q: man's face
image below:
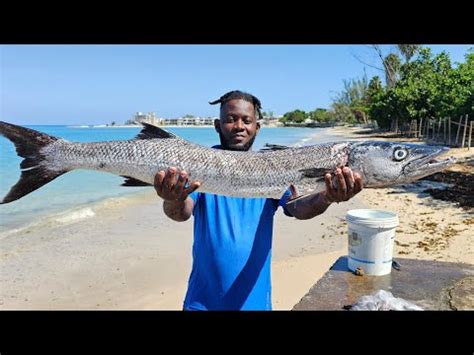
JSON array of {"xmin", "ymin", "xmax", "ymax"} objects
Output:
[{"xmin": 214, "ymin": 99, "xmax": 260, "ymax": 151}]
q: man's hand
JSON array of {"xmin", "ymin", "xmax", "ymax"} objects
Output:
[
  {"xmin": 323, "ymin": 167, "xmax": 363, "ymax": 204},
  {"xmin": 155, "ymin": 167, "xmax": 201, "ymax": 222},
  {"xmin": 286, "ymin": 167, "xmax": 363, "ymax": 220},
  {"xmin": 154, "ymin": 167, "xmax": 200, "ymax": 203}
]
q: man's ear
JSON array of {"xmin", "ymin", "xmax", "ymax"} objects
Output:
[
  {"xmin": 256, "ymin": 121, "xmax": 261, "ymax": 132},
  {"xmin": 214, "ymin": 119, "xmax": 221, "ymax": 134}
]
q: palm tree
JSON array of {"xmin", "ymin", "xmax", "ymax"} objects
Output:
[
  {"xmin": 397, "ymin": 44, "xmax": 422, "ymax": 63},
  {"xmin": 372, "ymin": 46, "xmax": 401, "ymax": 88}
]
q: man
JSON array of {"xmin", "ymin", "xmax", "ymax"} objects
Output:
[{"xmin": 154, "ymin": 90, "xmax": 363, "ymax": 310}]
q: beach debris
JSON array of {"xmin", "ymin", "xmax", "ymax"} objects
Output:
[
  {"xmin": 421, "ymin": 170, "xmax": 474, "ymax": 209},
  {"xmin": 463, "ymin": 217, "xmax": 474, "ymax": 225},
  {"xmin": 346, "ymin": 290, "xmax": 423, "ymax": 310},
  {"xmin": 354, "ymin": 267, "xmax": 365, "ymax": 276},
  {"xmin": 0, "ymin": 121, "xmax": 456, "ymax": 204},
  {"xmin": 412, "ymin": 222, "xmax": 461, "ymax": 253}
]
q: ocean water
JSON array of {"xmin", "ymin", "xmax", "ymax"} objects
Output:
[{"xmin": 0, "ymin": 125, "xmax": 334, "ymax": 233}]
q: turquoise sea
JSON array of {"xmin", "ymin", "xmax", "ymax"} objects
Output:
[{"xmin": 0, "ymin": 125, "xmax": 336, "ymax": 233}]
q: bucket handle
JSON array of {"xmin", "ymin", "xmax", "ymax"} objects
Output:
[{"xmin": 392, "ymin": 259, "xmax": 401, "ymax": 271}]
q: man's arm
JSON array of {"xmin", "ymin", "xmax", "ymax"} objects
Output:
[
  {"xmin": 154, "ymin": 167, "xmax": 201, "ymax": 222},
  {"xmin": 162, "ymin": 199, "xmax": 194, "ymax": 222},
  {"xmin": 285, "ymin": 167, "xmax": 363, "ymax": 220}
]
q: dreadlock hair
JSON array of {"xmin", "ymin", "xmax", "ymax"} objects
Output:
[{"xmin": 209, "ymin": 90, "xmax": 263, "ymax": 120}]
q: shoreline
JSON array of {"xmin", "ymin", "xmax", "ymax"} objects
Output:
[
  {"xmin": 68, "ymin": 124, "xmax": 307, "ymax": 129},
  {"xmin": 1, "ymin": 126, "xmax": 329, "ymax": 236},
  {"xmin": 1, "ymin": 125, "xmax": 472, "ymax": 310},
  {"xmin": 0, "ymin": 189, "xmax": 153, "ymax": 240},
  {"xmin": 0, "ymin": 186, "xmax": 362, "ymax": 310}
]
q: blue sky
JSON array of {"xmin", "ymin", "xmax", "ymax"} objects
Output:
[{"xmin": 1, "ymin": 45, "xmax": 472, "ymax": 125}]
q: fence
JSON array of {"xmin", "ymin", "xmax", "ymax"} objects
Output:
[{"xmin": 404, "ymin": 114, "xmax": 472, "ymax": 150}]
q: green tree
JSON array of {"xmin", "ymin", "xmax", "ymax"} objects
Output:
[
  {"xmin": 330, "ymin": 103, "xmax": 356, "ymax": 123},
  {"xmin": 366, "ymin": 76, "xmax": 383, "ymax": 103},
  {"xmin": 371, "ymin": 45, "xmax": 402, "ymax": 88},
  {"xmin": 337, "ymin": 46, "xmax": 472, "ymax": 131},
  {"xmin": 262, "ymin": 110, "xmax": 275, "ymax": 122},
  {"xmin": 383, "ymin": 53, "xmax": 402, "ymax": 88},
  {"xmin": 332, "ymin": 73, "xmax": 370, "ymax": 124},
  {"xmin": 281, "ymin": 109, "xmax": 307, "ymax": 124},
  {"xmin": 369, "ymin": 48, "xmax": 474, "ymax": 129},
  {"xmin": 397, "ymin": 44, "xmax": 422, "ymax": 63},
  {"xmin": 309, "ymin": 108, "xmax": 334, "ymax": 123},
  {"xmin": 449, "ymin": 50, "xmax": 474, "ymax": 117}
]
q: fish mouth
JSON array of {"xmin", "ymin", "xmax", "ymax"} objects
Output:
[{"xmin": 403, "ymin": 147, "xmax": 456, "ymax": 176}]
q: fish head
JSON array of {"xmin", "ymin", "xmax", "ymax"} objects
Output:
[{"xmin": 348, "ymin": 141, "xmax": 456, "ymax": 188}]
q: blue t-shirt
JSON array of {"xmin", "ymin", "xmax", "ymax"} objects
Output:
[{"xmin": 184, "ymin": 170, "xmax": 293, "ymax": 311}]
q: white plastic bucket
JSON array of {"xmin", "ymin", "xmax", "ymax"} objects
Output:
[{"xmin": 346, "ymin": 209, "xmax": 399, "ymax": 276}]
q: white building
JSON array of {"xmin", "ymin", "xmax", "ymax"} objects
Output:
[
  {"xmin": 130, "ymin": 112, "xmax": 160, "ymax": 126},
  {"xmin": 168, "ymin": 116, "xmax": 217, "ymax": 126},
  {"xmin": 129, "ymin": 113, "xmax": 217, "ymax": 126}
]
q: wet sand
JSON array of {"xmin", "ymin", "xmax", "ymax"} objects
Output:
[{"xmin": 0, "ymin": 189, "xmax": 364, "ymax": 310}]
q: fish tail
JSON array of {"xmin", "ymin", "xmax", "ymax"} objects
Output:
[{"xmin": 0, "ymin": 121, "xmax": 68, "ymax": 204}]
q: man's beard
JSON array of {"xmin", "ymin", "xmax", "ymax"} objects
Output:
[{"xmin": 219, "ymin": 131, "xmax": 257, "ymax": 151}]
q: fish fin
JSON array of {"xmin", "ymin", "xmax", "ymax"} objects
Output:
[
  {"xmin": 299, "ymin": 168, "xmax": 330, "ymax": 179},
  {"xmin": 0, "ymin": 121, "xmax": 69, "ymax": 204},
  {"xmin": 120, "ymin": 176, "xmax": 153, "ymax": 187},
  {"xmin": 135, "ymin": 123, "xmax": 178, "ymax": 140},
  {"xmin": 0, "ymin": 120, "xmax": 59, "ymax": 159},
  {"xmin": 1, "ymin": 167, "xmax": 67, "ymax": 204},
  {"xmin": 259, "ymin": 143, "xmax": 291, "ymax": 152}
]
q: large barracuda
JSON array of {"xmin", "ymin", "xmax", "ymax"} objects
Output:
[{"xmin": 0, "ymin": 121, "xmax": 455, "ymax": 204}]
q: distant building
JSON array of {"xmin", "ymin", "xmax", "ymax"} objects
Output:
[
  {"xmin": 176, "ymin": 116, "xmax": 217, "ymax": 126},
  {"xmin": 127, "ymin": 112, "xmax": 217, "ymax": 126},
  {"xmin": 260, "ymin": 115, "xmax": 283, "ymax": 126},
  {"xmin": 165, "ymin": 118, "xmax": 180, "ymax": 125},
  {"xmin": 160, "ymin": 116, "xmax": 217, "ymax": 126},
  {"xmin": 128, "ymin": 112, "xmax": 160, "ymax": 126},
  {"xmin": 133, "ymin": 112, "xmax": 158, "ymax": 126},
  {"xmin": 202, "ymin": 117, "xmax": 216, "ymax": 125}
]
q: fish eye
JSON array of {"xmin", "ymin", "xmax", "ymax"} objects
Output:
[{"xmin": 393, "ymin": 147, "xmax": 408, "ymax": 161}]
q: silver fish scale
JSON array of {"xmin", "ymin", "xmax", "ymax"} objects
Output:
[{"xmin": 41, "ymin": 139, "xmax": 350, "ymax": 199}]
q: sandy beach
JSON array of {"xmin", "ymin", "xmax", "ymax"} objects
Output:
[
  {"xmin": 330, "ymin": 126, "xmax": 473, "ymax": 265},
  {"xmin": 0, "ymin": 188, "xmax": 364, "ymax": 310},
  {"xmin": 1, "ymin": 126, "xmax": 472, "ymax": 310}
]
